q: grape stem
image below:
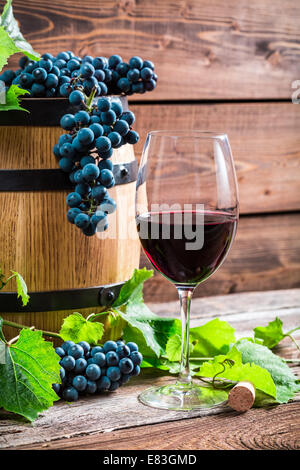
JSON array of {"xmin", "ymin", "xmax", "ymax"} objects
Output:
[{"xmin": 2, "ymin": 319, "xmax": 61, "ymax": 340}]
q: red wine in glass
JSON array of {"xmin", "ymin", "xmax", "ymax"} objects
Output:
[{"xmin": 137, "ymin": 210, "xmax": 237, "ymax": 286}]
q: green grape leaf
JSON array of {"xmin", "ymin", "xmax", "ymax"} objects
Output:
[
  {"xmin": 59, "ymin": 312, "xmax": 104, "ymax": 345},
  {"xmin": 11, "ymin": 270, "xmax": 30, "ymax": 305},
  {"xmin": 113, "ymin": 267, "xmax": 153, "ymax": 308},
  {"xmin": 235, "ymin": 339, "xmax": 300, "ymax": 403},
  {"xmin": 196, "ymin": 346, "xmax": 277, "ymax": 399},
  {"xmin": 189, "ymin": 318, "xmax": 236, "ymax": 357},
  {"xmin": 0, "ymin": 329, "xmax": 60, "ymax": 421},
  {"xmin": 165, "ymin": 333, "xmax": 194, "ymax": 362},
  {"xmin": 0, "ymin": 84, "xmax": 29, "ymax": 112},
  {"xmin": 0, "ymin": 0, "xmax": 40, "ymax": 71},
  {"xmin": 253, "ymin": 317, "xmax": 286, "ymax": 349}
]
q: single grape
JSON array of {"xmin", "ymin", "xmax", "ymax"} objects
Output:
[
  {"xmin": 96, "ymin": 375, "xmax": 111, "ymax": 391},
  {"xmin": 61, "ymin": 355, "xmax": 76, "ymax": 371},
  {"xmin": 117, "ymin": 77, "xmax": 131, "ymax": 93},
  {"xmin": 60, "ymin": 114, "xmax": 76, "ymax": 130},
  {"xmin": 74, "ymin": 357, "xmax": 87, "ymax": 374},
  {"xmin": 60, "ymin": 367, "xmax": 65, "ymax": 380},
  {"xmin": 113, "ymin": 119, "xmax": 129, "ymax": 136},
  {"xmin": 80, "ymin": 155, "xmax": 95, "ymax": 167},
  {"xmin": 106, "ymin": 367, "xmax": 121, "ymax": 382},
  {"xmin": 97, "ymin": 97, "xmax": 111, "ymax": 112},
  {"xmin": 90, "ymin": 115, "xmax": 101, "ymax": 124},
  {"xmin": 108, "ymin": 131, "xmax": 121, "ymax": 148},
  {"xmin": 63, "ymin": 386, "xmax": 78, "ymax": 402},
  {"xmin": 98, "ymin": 147, "xmax": 113, "ymax": 160},
  {"xmin": 67, "ymin": 59, "xmax": 81, "ymax": 72},
  {"xmin": 86, "ymin": 364, "xmax": 101, "ymax": 380},
  {"xmin": 125, "ymin": 130, "xmax": 139, "ymax": 144},
  {"xmin": 108, "ymin": 55, "xmax": 122, "ymax": 69},
  {"xmin": 74, "ymin": 110, "xmax": 90, "ymax": 126},
  {"xmin": 75, "ymin": 183, "xmax": 91, "ymax": 196},
  {"xmin": 31, "ymin": 83, "xmax": 46, "ymax": 97},
  {"xmin": 58, "ymin": 133, "xmax": 72, "ymax": 146},
  {"xmin": 119, "ymin": 374, "xmax": 130, "ymax": 385},
  {"xmin": 111, "ymin": 101, "xmax": 123, "ymax": 117},
  {"xmin": 99, "ymin": 169, "xmax": 114, "ymax": 188},
  {"xmin": 103, "ymin": 340, "xmax": 118, "ymax": 353},
  {"xmin": 19, "ymin": 72, "xmax": 34, "ymax": 88},
  {"xmin": 106, "ymin": 351, "xmax": 119, "ymax": 366},
  {"xmin": 92, "ymin": 352, "xmax": 106, "ymax": 367},
  {"xmin": 82, "ymin": 55, "xmax": 94, "ymax": 64},
  {"xmin": 130, "ymin": 351, "xmax": 143, "ymax": 366},
  {"xmin": 91, "ymin": 346, "xmax": 103, "ymax": 356},
  {"xmin": 93, "ymin": 57, "xmax": 107, "ymax": 70},
  {"xmin": 116, "ymin": 62, "xmax": 129, "ymax": 76},
  {"xmin": 74, "ymin": 213, "xmax": 90, "ymax": 229},
  {"xmin": 119, "ymin": 357, "xmax": 134, "ymax": 374},
  {"xmin": 89, "ymin": 123, "xmax": 104, "ymax": 138},
  {"xmin": 69, "ymin": 90, "xmax": 85, "ymax": 105},
  {"xmin": 127, "ymin": 342, "xmax": 139, "ymax": 352},
  {"xmin": 82, "ymin": 223, "xmax": 97, "ymax": 236},
  {"xmin": 127, "ymin": 68, "xmax": 140, "ymax": 83},
  {"xmin": 52, "ymin": 383, "xmax": 61, "ymax": 395},
  {"xmin": 72, "ymin": 375, "xmax": 87, "ymax": 392},
  {"xmin": 39, "ymin": 58, "xmax": 53, "ymax": 72},
  {"xmin": 82, "ymin": 163, "xmax": 100, "ymax": 181},
  {"xmin": 108, "ymin": 381, "xmax": 120, "ymax": 392},
  {"xmin": 60, "ymin": 142, "xmax": 75, "ymax": 158},
  {"xmin": 67, "ymin": 207, "xmax": 81, "ymax": 224},
  {"xmin": 55, "ymin": 346, "xmax": 65, "ymax": 358},
  {"xmin": 143, "ymin": 59, "xmax": 154, "ymax": 70},
  {"xmin": 19, "ymin": 56, "xmax": 29, "ymax": 69},
  {"xmin": 78, "ymin": 128, "xmax": 94, "ymax": 145},
  {"xmin": 121, "ymin": 111, "xmax": 135, "ymax": 126},
  {"xmin": 78, "ymin": 341, "xmax": 90, "ymax": 355},
  {"xmin": 32, "ymin": 67, "xmax": 47, "ymax": 83},
  {"xmin": 80, "ymin": 62, "xmax": 95, "ymax": 78},
  {"xmin": 131, "ymin": 365, "xmax": 141, "ymax": 376},
  {"xmin": 144, "ymin": 79, "xmax": 156, "ymax": 91},
  {"xmin": 100, "ymin": 110, "xmax": 116, "ymax": 126},
  {"xmin": 129, "ymin": 56, "xmax": 143, "ymax": 70},
  {"xmin": 59, "ymin": 157, "xmax": 74, "ymax": 173},
  {"xmin": 74, "ymin": 169, "xmax": 84, "ymax": 183},
  {"xmin": 98, "ymin": 159, "xmax": 113, "ymax": 171},
  {"xmin": 68, "ymin": 344, "xmax": 84, "ymax": 359},
  {"xmin": 116, "ymin": 344, "xmax": 130, "ymax": 359},
  {"xmin": 66, "ymin": 192, "xmax": 82, "ymax": 208},
  {"xmin": 94, "ymin": 69, "xmax": 105, "ymax": 81},
  {"xmin": 95, "ymin": 136, "xmax": 112, "ymax": 153},
  {"xmin": 86, "ymin": 380, "xmax": 97, "ymax": 394},
  {"xmin": 54, "ymin": 58, "xmax": 67, "ymax": 69},
  {"xmin": 90, "ymin": 185, "xmax": 107, "ymax": 202},
  {"xmin": 53, "ymin": 144, "xmax": 61, "ymax": 158},
  {"xmin": 57, "ymin": 51, "xmax": 70, "ymax": 61}
]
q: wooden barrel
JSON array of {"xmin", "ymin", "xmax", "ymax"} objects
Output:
[{"xmin": 0, "ymin": 97, "xmax": 140, "ymax": 341}]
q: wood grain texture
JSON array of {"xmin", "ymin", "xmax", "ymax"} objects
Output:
[
  {"xmin": 141, "ymin": 212, "xmax": 300, "ymax": 302},
  {"xmin": 131, "ymin": 102, "xmax": 300, "ymax": 215},
  {"xmin": 0, "ymin": 289, "xmax": 299, "ymax": 450},
  {"xmin": 6, "ymin": 0, "xmax": 300, "ymax": 100}
]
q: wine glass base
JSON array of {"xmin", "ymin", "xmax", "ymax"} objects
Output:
[{"xmin": 138, "ymin": 381, "xmax": 228, "ymax": 411}]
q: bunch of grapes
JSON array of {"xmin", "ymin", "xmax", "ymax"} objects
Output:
[
  {"xmin": 0, "ymin": 51, "xmax": 157, "ymax": 97},
  {"xmin": 54, "ymin": 90, "xmax": 139, "ymax": 236},
  {"xmin": 53, "ymin": 339, "xmax": 143, "ymax": 402}
]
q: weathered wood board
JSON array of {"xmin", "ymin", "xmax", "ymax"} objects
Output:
[
  {"xmin": 0, "ymin": 289, "xmax": 299, "ymax": 450},
  {"xmin": 7, "ymin": 0, "xmax": 300, "ymax": 100}
]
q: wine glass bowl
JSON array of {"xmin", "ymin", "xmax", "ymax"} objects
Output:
[{"xmin": 136, "ymin": 131, "xmax": 239, "ymax": 410}]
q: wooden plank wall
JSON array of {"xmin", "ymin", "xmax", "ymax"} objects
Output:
[{"xmin": 5, "ymin": 0, "xmax": 300, "ymax": 302}]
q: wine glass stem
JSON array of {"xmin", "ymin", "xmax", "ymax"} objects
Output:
[{"xmin": 176, "ymin": 286, "xmax": 194, "ymax": 385}]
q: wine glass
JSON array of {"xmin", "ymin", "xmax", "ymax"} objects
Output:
[{"xmin": 135, "ymin": 131, "xmax": 239, "ymax": 410}]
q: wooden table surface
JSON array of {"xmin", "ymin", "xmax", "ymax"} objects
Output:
[{"xmin": 0, "ymin": 289, "xmax": 299, "ymax": 450}]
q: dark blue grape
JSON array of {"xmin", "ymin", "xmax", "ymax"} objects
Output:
[
  {"xmin": 55, "ymin": 346, "xmax": 65, "ymax": 358},
  {"xmin": 31, "ymin": 83, "xmax": 46, "ymax": 96},
  {"xmin": 99, "ymin": 169, "xmax": 114, "ymax": 187},
  {"xmin": 89, "ymin": 123, "xmax": 104, "ymax": 138},
  {"xmin": 113, "ymin": 119, "xmax": 129, "ymax": 136},
  {"xmin": 116, "ymin": 62, "xmax": 130, "ymax": 76},
  {"xmin": 92, "ymin": 352, "xmax": 106, "ymax": 367},
  {"xmin": 90, "ymin": 185, "xmax": 107, "ymax": 202},
  {"xmin": 86, "ymin": 364, "xmax": 101, "ymax": 380},
  {"xmin": 53, "ymin": 144, "xmax": 61, "ymax": 158},
  {"xmin": 99, "ymin": 196, "xmax": 117, "ymax": 214},
  {"xmin": 59, "ymin": 83, "xmax": 71, "ymax": 97},
  {"xmin": 57, "ymin": 52, "xmax": 70, "ymax": 62},
  {"xmin": 91, "ymin": 211, "xmax": 106, "ymax": 226},
  {"xmin": 59, "ymin": 75, "xmax": 71, "ymax": 85},
  {"xmin": 96, "ymin": 375, "xmax": 111, "ymax": 391},
  {"xmin": 121, "ymin": 111, "xmax": 135, "ymax": 126},
  {"xmin": 86, "ymin": 380, "xmax": 97, "ymax": 394},
  {"xmin": 141, "ymin": 67, "xmax": 153, "ymax": 80},
  {"xmin": 74, "ymin": 213, "xmax": 90, "ymax": 229},
  {"xmin": 98, "ymin": 159, "xmax": 113, "ymax": 171},
  {"xmin": 74, "ymin": 169, "xmax": 84, "ymax": 183},
  {"xmin": 106, "ymin": 351, "xmax": 119, "ymax": 366},
  {"xmin": 108, "ymin": 55, "xmax": 122, "ymax": 69},
  {"xmin": 78, "ymin": 341, "xmax": 90, "ymax": 355},
  {"xmin": 19, "ymin": 56, "xmax": 29, "ymax": 69},
  {"xmin": 103, "ymin": 340, "xmax": 118, "ymax": 353},
  {"xmin": 119, "ymin": 357, "xmax": 134, "ymax": 374},
  {"xmin": 144, "ymin": 79, "xmax": 156, "ymax": 91},
  {"xmin": 69, "ymin": 90, "xmax": 85, "ymax": 105},
  {"xmin": 54, "ymin": 59, "xmax": 67, "ymax": 69},
  {"xmin": 66, "ymin": 192, "xmax": 82, "ymax": 208},
  {"xmin": 80, "ymin": 62, "xmax": 95, "ymax": 78},
  {"xmin": 61, "ymin": 355, "xmax": 76, "ymax": 371},
  {"xmin": 111, "ymin": 101, "xmax": 123, "ymax": 117},
  {"xmin": 52, "ymin": 383, "xmax": 61, "ymax": 395},
  {"xmin": 72, "ymin": 375, "xmax": 87, "ymax": 392},
  {"xmin": 78, "ymin": 128, "xmax": 94, "ymax": 145},
  {"xmin": 19, "ymin": 72, "xmax": 34, "ymax": 88},
  {"xmin": 68, "ymin": 344, "xmax": 84, "ymax": 359},
  {"xmin": 97, "ymin": 97, "xmax": 111, "ymax": 112},
  {"xmin": 127, "ymin": 342, "xmax": 139, "ymax": 352},
  {"xmin": 60, "ymin": 114, "xmax": 75, "ymax": 130},
  {"xmin": 94, "ymin": 69, "xmax": 105, "ymax": 81},
  {"xmin": 32, "ymin": 67, "xmax": 47, "ymax": 83},
  {"xmin": 60, "ymin": 142, "xmax": 75, "ymax": 158},
  {"xmin": 93, "ymin": 57, "xmax": 107, "ymax": 70},
  {"xmin": 59, "ymin": 157, "xmax": 74, "ymax": 173},
  {"xmin": 99, "ymin": 147, "xmax": 113, "ymax": 160},
  {"xmin": 127, "ymin": 68, "xmax": 140, "ymax": 83},
  {"xmin": 80, "ymin": 155, "xmax": 95, "ymax": 167},
  {"xmin": 90, "ymin": 115, "xmax": 101, "ymax": 124},
  {"xmin": 131, "ymin": 365, "xmax": 141, "ymax": 376},
  {"xmin": 91, "ymin": 346, "xmax": 103, "ymax": 356},
  {"xmin": 61, "ymin": 340, "xmax": 75, "ymax": 353},
  {"xmin": 39, "ymin": 58, "xmax": 53, "ymax": 72},
  {"xmin": 125, "ymin": 130, "xmax": 139, "ymax": 144},
  {"xmin": 74, "ymin": 357, "xmax": 87, "ymax": 374},
  {"xmin": 82, "ymin": 163, "xmax": 100, "ymax": 181},
  {"xmin": 74, "ymin": 110, "xmax": 90, "ymax": 126},
  {"xmin": 116, "ymin": 344, "xmax": 130, "ymax": 359},
  {"xmin": 129, "ymin": 56, "xmax": 143, "ymax": 70},
  {"xmin": 117, "ymin": 77, "xmax": 131, "ymax": 92},
  {"xmin": 58, "ymin": 133, "xmax": 72, "ymax": 146},
  {"xmin": 100, "ymin": 110, "xmax": 116, "ymax": 125},
  {"xmin": 82, "ymin": 55, "xmax": 94, "ymax": 64},
  {"xmin": 51, "ymin": 65, "xmax": 61, "ymax": 76},
  {"xmin": 96, "ymin": 136, "xmax": 111, "ymax": 153},
  {"xmin": 132, "ymin": 82, "xmax": 145, "ymax": 94},
  {"xmin": 67, "ymin": 207, "xmax": 81, "ymax": 224},
  {"xmin": 130, "ymin": 351, "xmax": 143, "ymax": 366},
  {"xmin": 67, "ymin": 59, "xmax": 81, "ymax": 72},
  {"xmin": 75, "ymin": 183, "xmax": 91, "ymax": 196},
  {"xmin": 143, "ymin": 60, "xmax": 154, "ymax": 70},
  {"xmin": 106, "ymin": 366, "xmax": 121, "ymax": 382},
  {"xmin": 63, "ymin": 386, "xmax": 78, "ymax": 402},
  {"xmin": 119, "ymin": 374, "xmax": 130, "ymax": 385},
  {"xmin": 109, "ymin": 381, "xmax": 120, "ymax": 391}
]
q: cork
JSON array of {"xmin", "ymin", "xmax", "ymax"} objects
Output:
[{"xmin": 228, "ymin": 381, "xmax": 255, "ymax": 412}]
